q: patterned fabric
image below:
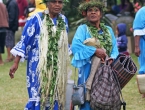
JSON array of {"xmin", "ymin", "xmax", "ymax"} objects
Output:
[
  {"xmin": 10, "ymin": 12, "xmax": 69, "ymax": 110},
  {"xmin": 90, "ymin": 62, "xmax": 121, "ymax": 110},
  {"xmin": 133, "ymin": 6, "xmax": 145, "ymax": 74},
  {"xmin": 38, "ymin": 10, "xmax": 69, "ymax": 109},
  {"xmin": 5, "ymin": 30, "xmax": 15, "ymax": 48},
  {"xmin": 71, "ymin": 24, "xmax": 119, "ymax": 110}
]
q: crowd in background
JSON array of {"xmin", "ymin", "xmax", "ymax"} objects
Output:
[
  {"xmin": 0, "ymin": 0, "xmax": 36, "ymax": 65},
  {"xmin": 0, "ymin": 0, "xmax": 144, "ymax": 66},
  {"xmin": 0, "ymin": 0, "xmax": 145, "ymax": 109},
  {"xmin": 0, "ymin": 0, "xmax": 9, "ymax": 65},
  {"xmin": 112, "ymin": 0, "xmax": 134, "ymax": 15}
]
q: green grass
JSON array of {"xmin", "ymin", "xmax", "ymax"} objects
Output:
[
  {"xmin": 67, "ymin": 5, "xmax": 145, "ymax": 110},
  {"xmin": 121, "ymin": 54, "xmax": 145, "ymax": 110},
  {"xmin": 0, "ymin": 51, "xmax": 145, "ymax": 110},
  {"xmin": 70, "ymin": 54, "xmax": 145, "ymax": 110},
  {"xmin": 0, "ymin": 52, "xmax": 28, "ymax": 110},
  {"xmin": 0, "ymin": 28, "xmax": 145, "ymax": 109}
]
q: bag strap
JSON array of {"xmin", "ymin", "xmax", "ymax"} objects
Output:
[
  {"xmin": 74, "ymin": 68, "xmax": 77, "ymax": 85},
  {"xmin": 112, "ymin": 70, "xmax": 126, "ymax": 110},
  {"xmin": 74, "ymin": 67, "xmax": 85, "ymax": 86}
]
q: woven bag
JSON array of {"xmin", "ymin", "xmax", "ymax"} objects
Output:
[
  {"xmin": 90, "ymin": 61, "xmax": 121, "ymax": 110},
  {"xmin": 112, "ymin": 54, "xmax": 137, "ymax": 89}
]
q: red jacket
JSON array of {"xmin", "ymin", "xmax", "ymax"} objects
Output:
[{"xmin": 17, "ymin": 0, "xmax": 28, "ymax": 17}]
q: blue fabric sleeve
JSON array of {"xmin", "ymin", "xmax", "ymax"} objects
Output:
[
  {"xmin": 11, "ymin": 14, "xmax": 40, "ymax": 61},
  {"xmin": 107, "ymin": 26, "xmax": 119, "ymax": 59},
  {"xmin": 133, "ymin": 7, "xmax": 145, "ymax": 36},
  {"xmin": 133, "ymin": 7, "xmax": 145, "ymax": 30},
  {"xmin": 71, "ymin": 25, "xmax": 96, "ymax": 67}
]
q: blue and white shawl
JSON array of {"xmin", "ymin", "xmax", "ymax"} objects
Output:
[{"xmin": 11, "ymin": 12, "xmax": 69, "ymax": 110}]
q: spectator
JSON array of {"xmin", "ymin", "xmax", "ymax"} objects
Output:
[
  {"xmin": 0, "ymin": 0, "xmax": 9, "ymax": 65},
  {"xmin": 120, "ymin": 0, "xmax": 134, "ymax": 14},
  {"xmin": 9, "ymin": 0, "xmax": 69, "ymax": 109},
  {"xmin": 112, "ymin": 0, "xmax": 134, "ymax": 15},
  {"xmin": 133, "ymin": 6, "xmax": 145, "ymax": 98},
  {"xmin": 17, "ymin": 0, "xmax": 28, "ymax": 17},
  {"xmin": 116, "ymin": 23, "xmax": 129, "ymax": 55},
  {"xmin": 17, "ymin": 0, "xmax": 28, "ymax": 27},
  {"xmin": 5, "ymin": 0, "xmax": 19, "ymax": 62},
  {"xmin": 134, "ymin": 2, "xmax": 142, "ymax": 12},
  {"xmin": 28, "ymin": 0, "xmax": 46, "ymax": 17},
  {"xmin": 71, "ymin": 0, "xmax": 119, "ymax": 109},
  {"xmin": 25, "ymin": 0, "xmax": 35, "ymax": 17}
]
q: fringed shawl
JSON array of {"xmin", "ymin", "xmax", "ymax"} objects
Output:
[{"xmin": 38, "ymin": 12, "xmax": 69, "ymax": 109}]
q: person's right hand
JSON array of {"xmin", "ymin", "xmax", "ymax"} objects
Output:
[
  {"xmin": 134, "ymin": 46, "xmax": 140, "ymax": 57},
  {"xmin": 95, "ymin": 48, "xmax": 107, "ymax": 61},
  {"xmin": 9, "ymin": 63, "xmax": 18, "ymax": 79}
]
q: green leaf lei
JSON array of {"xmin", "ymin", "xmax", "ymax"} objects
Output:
[
  {"xmin": 40, "ymin": 13, "xmax": 65, "ymax": 109},
  {"xmin": 78, "ymin": 0, "xmax": 107, "ymax": 15},
  {"xmin": 87, "ymin": 23, "xmax": 112, "ymax": 55}
]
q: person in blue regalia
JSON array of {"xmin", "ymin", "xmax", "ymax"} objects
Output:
[
  {"xmin": 9, "ymin": 0, "xmax": 70, "ymax": 109},
  {"xmin": 71, "ymin": 0, "xmax": 119, "ymax": 109},
  {"xmin": 133, "ymin": 6, "xmax": 145, "ymax": 98}
]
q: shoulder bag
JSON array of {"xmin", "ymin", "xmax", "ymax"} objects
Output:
[{"xmin": 71, "ymin": 68, "xmax": 85, "ymax": 106}]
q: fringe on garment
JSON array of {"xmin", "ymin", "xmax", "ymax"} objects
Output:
[{"xmin": 37, "ymin": 15, "xmax": 70, "ymax": 109}]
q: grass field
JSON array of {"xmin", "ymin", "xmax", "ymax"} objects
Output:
[
  {"xmin": 0, "ymin": 53, "xmax": 27, "ymax": 110},
  {"xmin": 0, "ymin": 28, "xmax": 145, "ymax": 109},
  {"xmin": 0, "ymin": 52, "xmax": 145, "ymax": 110}
]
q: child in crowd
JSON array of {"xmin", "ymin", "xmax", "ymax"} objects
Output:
[{"xmin": 116, "ymin": 23, "xmax": 129, "ymax": 56}]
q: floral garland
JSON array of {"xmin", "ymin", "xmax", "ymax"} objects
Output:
[
  {"xmin": 40, "ymin": 13, "xmax": 65, "ymax": 109},
  {"xmin": 87, "ymin": 23, "xmax": 112, "ymax": 55}
]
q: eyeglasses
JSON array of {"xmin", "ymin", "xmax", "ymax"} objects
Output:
[{"xmin": 51, "ymin": 1, "xmax": 63, "ymax": 4}]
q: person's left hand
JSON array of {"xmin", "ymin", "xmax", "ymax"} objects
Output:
[
  {"xmin": 107, "ymin": 58, "xmax": 114, "ymax": 65},
  {"xmin": 95, "ymin": 48, "xmax": 107, "ymax": 61},
  {"xmin": 9, "ymin": 62, "xmax": 18, "ymax": 79}
]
